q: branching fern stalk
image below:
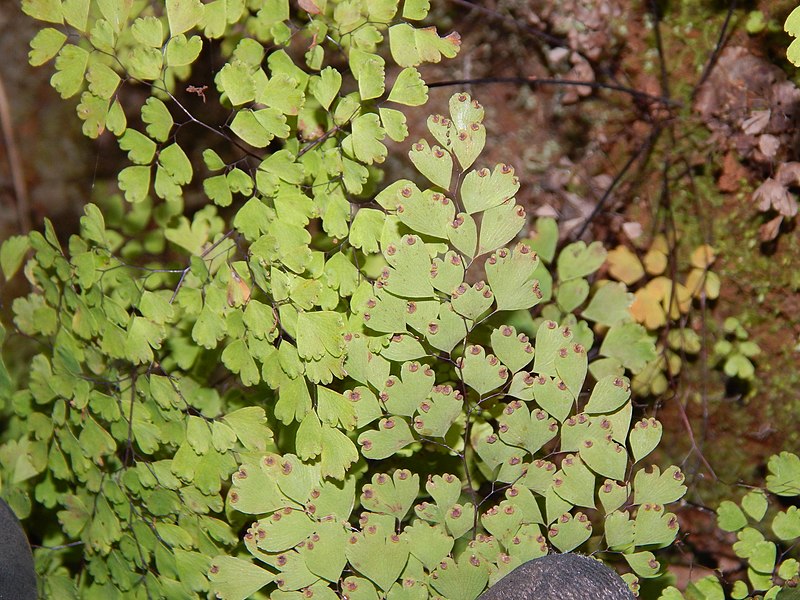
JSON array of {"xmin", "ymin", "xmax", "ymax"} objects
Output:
[
  {"xmin": 0, "ymin": 0, "xmax": 691, "ymax": 598},
  {"xmin": 661, "ymin": 451, "xmax": 800, "ymax": 600}
]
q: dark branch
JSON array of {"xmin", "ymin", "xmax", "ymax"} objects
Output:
[
  {"xmin": 572, "ymin": 127, "xmax": 662, "ymax": 240},
  {"xmin": 427, "ymin": 76, "xmax": 682, "ymax": 107},
  {"xmin": 692, "ymin": 0, "xmax": 737, "ymax": 100}
]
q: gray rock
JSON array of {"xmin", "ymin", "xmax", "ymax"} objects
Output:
[
  {"xmin": 478, "ymin": 553, "xmax": 633, "ymax": 600},
  {"xmin": 0, "ymin": 498, "xmax": 37, "ymax": 599}
]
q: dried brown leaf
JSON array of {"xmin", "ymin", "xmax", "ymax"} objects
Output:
[
  {"xmin": 776, "ymin": 162, "xmax": 800, "ymax": 187},
  {"xmin": 622, "ymin": 221, "xmax": 643, "ymax": 241},
  {"xmin": 752, "ymin": 178, "xmax": 789, "ymax": 213},
  {"xmin": 759, "ymin": 215, "xmax": 783, "ymax": 241},
  {"xmin": 297, "ymin": 0, "xmax": 322, "ymax": 14},
  {"xmin": 758, "ymin": 134, "xmax": 780, "ymax": 158},
  {"xmin": 741, "ymin": 110, "xmax": 771, "ymax": 135}
]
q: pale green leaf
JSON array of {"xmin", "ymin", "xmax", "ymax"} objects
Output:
[
  {"xmin": 343, "ymin": 113, "xmax": 387, "ymax": 165},
  {"xmin": 379, "ymin": 107, "xmax": 408, "ymax": 142},
  {"xmin": 221, "ymin": 340, "xmax": 260, "ymax": 386},
  {"xmin": 88, "ymin": 19, "xmax": 116, "ymax": 53},
  {"xmin": 127, "ymin": 46, "xmax": 163, "ymax": 80},
  {"xmin": 789, "ymin": 37, "xmax": 800, "ymax": 67},
  {"xmin": 118, "ymin": 165, "xmax": 151, "ymax": 203},
  {"xmin": 204, "ymin": 175, "xmax": 232, "ymax": 207},
  {"xmin": 51, "ymin": 44, "xmax": 89, "ymax": 98},
  {"xmin": 296, "ymin": 312, "xmax": 345, "ymax": 360},
  {"xmin": 96, "ymin": 0, "xmax": 133, "ymax": 33},
  {"xmin": 557, "ymin": 241, "xmax": 607, "ymax": 281},
  {"xmin": 1, "ymin": 236, "xmax": 31, "ymax": 280},
  {"xmin": 403, "ymin": 0, "xmax": 430, "ymax": 20},
  {"xmin": 141, "ymin": 97, "xmax": 173, "ymax": 142},
  {"xmin": 387, "ymin": 67, "xmax": 428, "ymax": 106},
  {"xmin": 429, "ymin": 554, "xmax": 488, "ymax": 600},
  {"xmin": 319, "ymin": 425, "xmax": 359, "ymax": 480},
  {"xmin": 76, "ymin": 92, "xmax": 109, "ymax": 138},
  {"xmin": 364, "ymin": 0, "xmax": 396, "ymax": 22},
  {"xmin": 131, "ymin": 15, "xmax": 164, "ymax": 47},
  {"xmin": 349, "ymin": 49, "xmax": 385, "ymax": 100},
  {"xmin": 203, "ymin": 149, "xmax": 226, "ymax": 171},
  {"xmin": 350, "ymin": 209, "xmax": 385, "ymax": 253},
  {"xmin": 233, "ymin": 198, "xmax": 270, "ymax": 240},
  {"xmin": 223, "ymin": 407, "xmax": 272, "ymax": 452},
  {"xmin": 119, "ymin": 129, "xmax": 156, "ymax": 165},
  {"xmin": 106, "ymin": 98, "xmax": 127, "ymax": 135},
  {"xmin": 22, "ymin": 0, "xmax": 62, "ymax": 23},
  {"xmin": 624, "ymin": 551, "xmax": 661, "ymax": 579},
  {"xmin": 310, "ymin": 66, "xmax": 341, "ymax": 110},
  {"xmin": 208, "ymin": 556, "xmax": 274, "ymax": 600},
  {"xmin": 165, "ymin": 34, "xmax": 203, "ymax": 67},
  {"xmin": 582, "ymin": 282, "xmax": 633, "ymax": 327},
  {"xmin": 408, "ymin": 138, "xmax": 451, "ymax": 189},
  {"xmin": 461, "ymin": 164, "xmax": 520, "ymax": 215},
  {"xmin": 767, "ymin": 452, "xmax": 800, "ymax": 496},
  {"xmin": 717, "ymin": 501, "xmax": 747, "ymax": 532},
  {"xmin": 218, "ymin": 61, "xmax": 255, "ymax": 106},
  {"xmin": 786, "ymin": 5, "xmax": 800, "ymax": 36},
  {"xmin": 159, "ymin": 144, "xmax": 193, "ymax": 185},
  {"xmin": 28, "ymin": 28, "xmax": 67, "ymax": 66},
  {"xmin": 389, "ymin": 23, "xmax": 461, "ymax": 68},
  {"xmin": 86, "ymin": 61, "xmax": 120, "ymax": 99},
  {"xmin": 477, "ymin": 201, "xmax": 526, "ymax": 256},
  {"xmin": 773, "ymin": 507, "xmax": 800, "ymax": 541},
  {"xmin": 230, "ymin": 109, "xmax": 287, "ymax": 147},
  {"xmin": 61, "ymin": 0, "xmax": 89, "ymax": 30},
  {"xmin": 600, "ymin": 323, "xmax": 657, "ymax": 374},
  {"xmin": 166, "ymin": 0, "xmax": 204, "ymax": 36},
  {"xmin": 296, "ymin": 411, "xmax": 323, "ymax": 460}
]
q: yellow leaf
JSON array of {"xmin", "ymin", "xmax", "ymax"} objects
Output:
[
  {"xmin": 656, "ymin": 279, "xmax": 691, "ymax": 318},
  {"xmin": 643, "ymin": 247, "xmax": 667, "ymax": 276},
  {"xmin": 227, "ymin": 267, "xmax": 251, "ymax": 307},
  {"xmin": 690, "ymin": 244, "xmax": 716, "ymax": 269},
  {"xmin": 685, "ymin": 268, "xmax": 720, "ymax": 300},
  {"xmin": 630, "ymin": 286, "xmax": 665, "ymax": 330},
  {"xmin": 607, "ymin": 245, "xmax": 645, "ymax": 285}
]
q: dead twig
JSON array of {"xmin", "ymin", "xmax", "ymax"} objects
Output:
[
  {"xmin": 0, "ymin": 71, "xmax": 31, "ymax": 233},
  {"xmin": 572, "ymin": 128, "xmax": 661, "ymax": 240},
  {"xmin": 692, "ymin": 0, "xmax": 738, "ymax": 100},
  {"xmin": 428, "ymin": 75, "xmax": 682, "ymax": 108}
]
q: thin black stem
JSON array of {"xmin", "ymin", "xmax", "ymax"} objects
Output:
[
  {"xmin": 572, "ymin": 128, "xmax": 661, "ymax": 240},
  {"xmin": 692, "ymin": 0, "xmax": 737, "ymax": 100},
  {"xmin": 169, "ymin": 229, "xmax": 236, "ymax": 304},
  {"xmin": 648, "ymin": 0, "xmax": 671, "ymax": 101},
  {"xmin": 428, "ymin": 76, "xmax": 682, "ymax": 108}
]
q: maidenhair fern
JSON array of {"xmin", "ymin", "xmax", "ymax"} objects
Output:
[
  {"xmin": 209, "ymin": 92, "xmax": 687, "ymax": 599},
  {"xmin": 0, "ymin": 1, "xmax": 691, "ymax": 598}
]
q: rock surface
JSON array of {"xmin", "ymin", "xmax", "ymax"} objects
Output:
[
  {"xmin": 0, "ymin": 498, "xmax": 36, "ymax": 599},
  {"xmin": 478, "ymin": 553, "xmax": 633, "ymax": 600}
]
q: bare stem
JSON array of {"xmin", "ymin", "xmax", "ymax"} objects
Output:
[{"xmin": 0, "ymin": 71, "xmax": 31, "ymax": 233}]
